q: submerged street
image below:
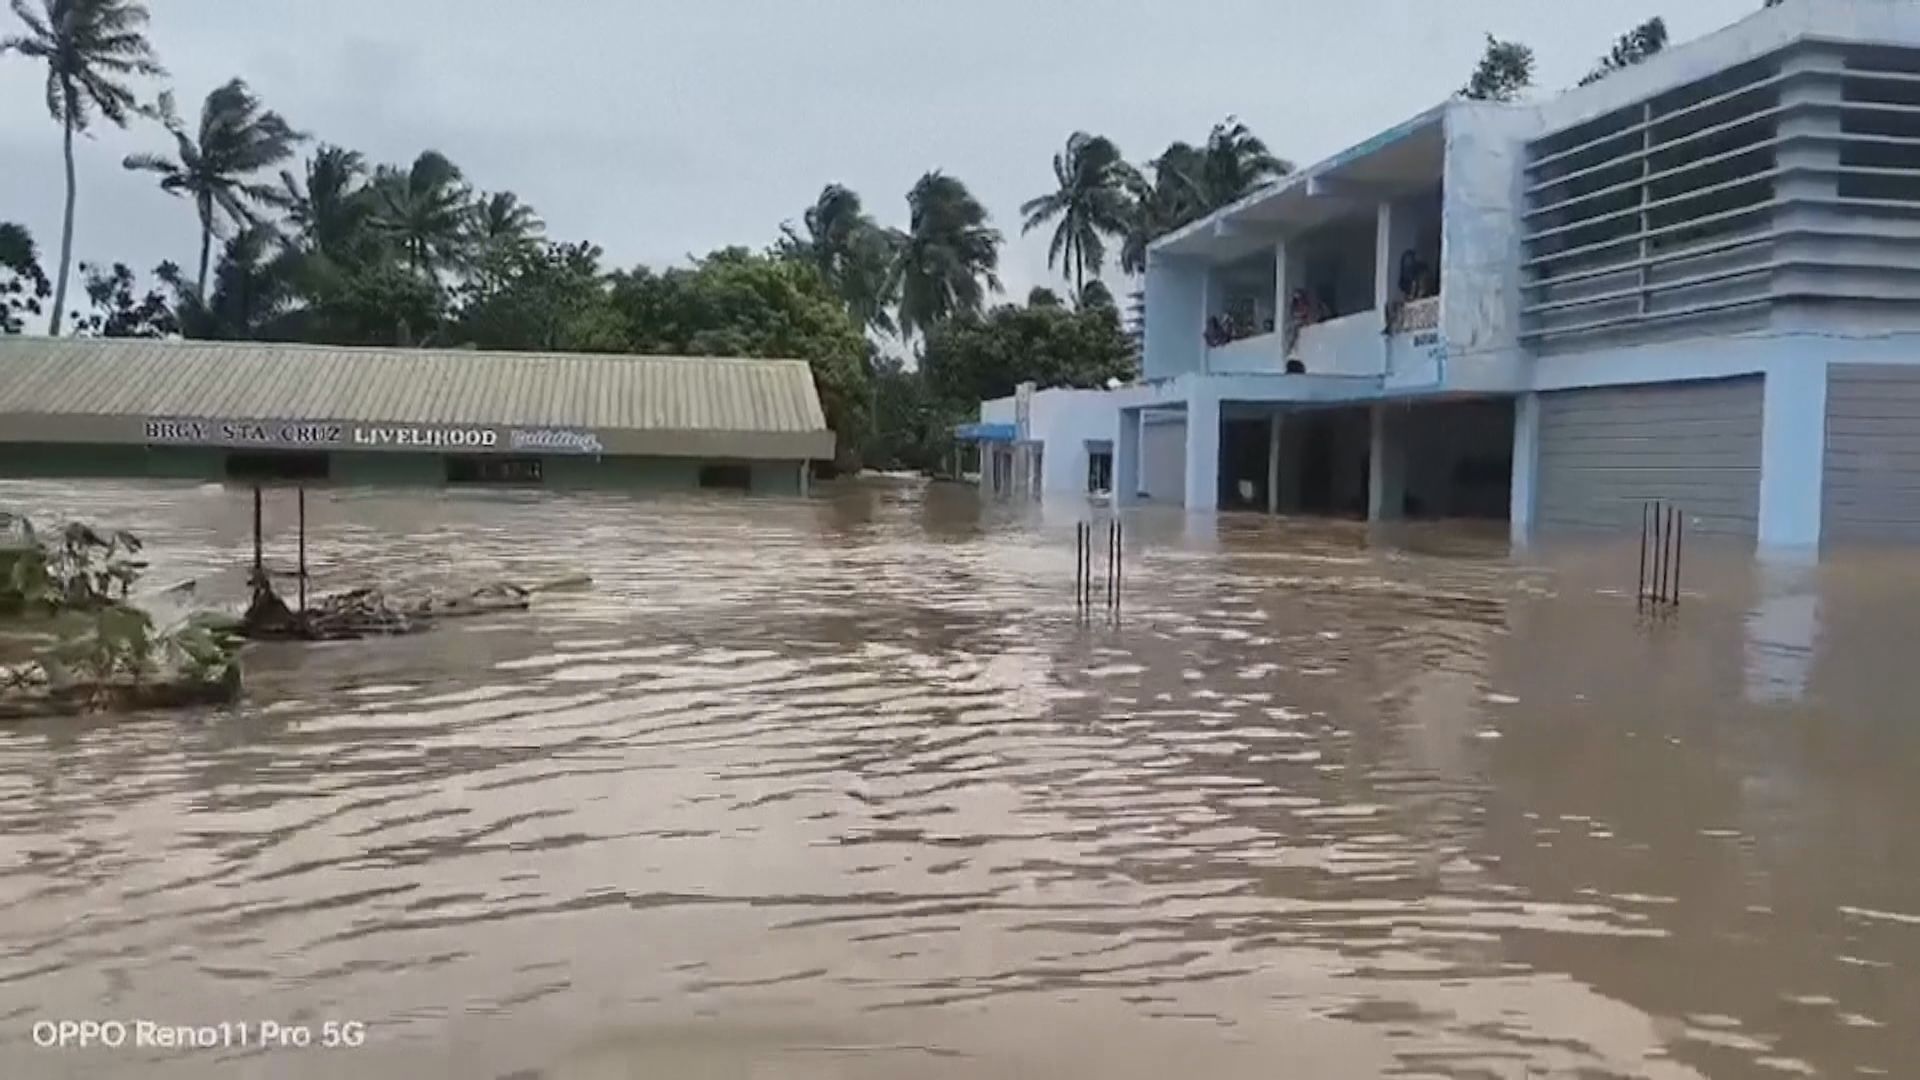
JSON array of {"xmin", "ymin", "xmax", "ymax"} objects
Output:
[{"xmin": 1, "ymin": 479, "xmax": 1917, "ymax": 1078}]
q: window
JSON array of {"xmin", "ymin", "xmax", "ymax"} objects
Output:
[
  {"xmin": 698, "ymin": 464, "xmax": 753, "ymax": 490},
  {"xmin": 446, "ymin": 456, "xmax": 543, "ymax": 485},
  {"xmin": 1087, "ymin": 451, "xmax": 1113, "ymax": 494},
  {"xmin": 226, "ymin": 452, "xmax": 328, "ymax": 482}
]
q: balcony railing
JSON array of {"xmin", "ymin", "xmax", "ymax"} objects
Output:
[{"xmin": 1288, "ymin": 310, "xmax": 1386, "ymax": 378}]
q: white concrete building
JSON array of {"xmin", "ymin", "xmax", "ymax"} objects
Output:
[{"xmin": 978, "ymin": 0, "xmax": 1920, "ymax": 550}]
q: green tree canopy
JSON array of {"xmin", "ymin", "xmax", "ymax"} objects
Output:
[
  {"xmin": 71, "ymin": 260, "xmax": 176, "ymax": 337},
  {"xmin": 865, "ymin": 354, "xmax": 952, "ymax": 473},
  {"xmin": 1119, "ymin": 118, "xmax": 1291, "ymax": 275},
  {"xmin": 165, "ymin": 225, "xmax": 299, "ymax": 340},
  {"xmin": 453, "ymin": 240, "xmax": 622, "ymax": 353},
  {"xmin": 466, "ymin": 190, "xmax": 545, "ymax": 291},
  {"xmin": 609, "ymin": 248, "xmax": 873, "ymax": 468},
  {"xmin": 893, "ymin": 171, "xmax": 1002, "ymax": 344},
  {"xmin": 777, "ymin": 184, "xmax": 902, "ymax": 336},
  {"xmin": 920, "ymin": 295, "xmax": 1137, "ymax": 408},
  {"xmin": 123, "ymin": 78, "xmax": 306, "ymax": 295},
  {"xmin": 1581, "ymin": 17, "xmax": 1668, "ymax": 86},
  {"xmin": 371, "ymin": 150, "xmax": 472, "ymax": 278},
  {"xmin": 278, "ymin": 144, "xmax": 377, "ymax": 267},
  {"xmin": 1, "ymin": 221, "xmax": 51, "ymax": 333},
  {"xmin": 1462, "ymin": 34, "xmax": 1536, "ymax": 102},
  {"xmin": 1020, "ymin": 131, "xmax": 1138, "ymax": 293}
]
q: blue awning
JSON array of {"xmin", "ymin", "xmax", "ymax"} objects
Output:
[{"xmin": 953, "ymin": 422, "xmax": 1017, "ymax": 443}]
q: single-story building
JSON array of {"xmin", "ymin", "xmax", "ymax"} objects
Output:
[{"xmin": 0, "ymin": 338, "xmax": 835, "ymax": 493}]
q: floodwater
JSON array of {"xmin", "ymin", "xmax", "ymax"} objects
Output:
[{"xmin": 1, "ymin": 479, "xmax": 1919, "ymax": 1080}]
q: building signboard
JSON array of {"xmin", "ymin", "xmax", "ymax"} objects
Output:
[
  {"xmin": 143, "ymin": 418, "xmax": 619, "ymax": 455},
  {"xmin": 509, "ymin": 429, "xmax": 605, "ymax": 455},
  {"xmin": 145, "ymin": 418, "xmax": 499, "ymax": 452}
]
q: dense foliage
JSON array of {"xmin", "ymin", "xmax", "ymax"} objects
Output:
[{"xmin": 0, "ymin": 222, "xmax": 51, "ymax": 334}]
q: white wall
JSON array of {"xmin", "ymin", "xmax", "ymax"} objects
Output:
[
  {"xmin": 1030, "ymin": 389, "xmax": 1119, "ymax": 497},
  {"xmin": 1144, "ymin": 254, "xmax": 1205, "ymax": 381}
]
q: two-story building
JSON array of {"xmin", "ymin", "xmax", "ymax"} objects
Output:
[{"xmin": 974, "ymin": 0, "xmax": 1920, "ymax": 550}]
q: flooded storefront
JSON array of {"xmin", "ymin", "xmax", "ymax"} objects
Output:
[{"xmin": 1, "ymin": 478, "xmax": 1917, "ymax": 1078}]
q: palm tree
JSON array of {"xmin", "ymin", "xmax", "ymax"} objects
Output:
[
  {"xmin": 278, "ymin": 144, "xmax": 374, "ymax": 264},
  {"xmin": 370, "ymin": 150, "xmax": 471, "ymax": 278},
  {"xmin": 123, "ymin": 78, "xmax": 307, "ymax": 296},
  {"xmin": 466, "ymin": 190, "xmax": 544, "ymax": 289},
  {"xmin": 1117, "ymin": 121, "xmax": 1291, "ymax": 277},
  {"xmin": 2, "ymin": 0, "xmax": 164, "ymax": 335},
  {"xmin": 1020, "ymin": 131, "xmax": 1139, "ymax": 294},
  {"xmin": 165, "ymin": 224, "xmax": 297, "ymax": 340},
  {"xmin": 1192, "ymin": 116, "xmax": 1292, "ymax": 211},
  {"xmin": 892, "ymin": 171, "xmax": 1002, "ymax": 344},
  {"xmin": 1118, "ymin": 143, "xmax": 1202, "ymax": 276},
  {"xmin": 779, "ymin": 184, "xmax": 902, "ymax": 335}
]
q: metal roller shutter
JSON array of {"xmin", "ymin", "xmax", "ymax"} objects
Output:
[
  {"xmin": 1824, "ymin": 365, "xmax": 1920, "ymax": 544},
  {"xmin": 1537, "ymin": 376, "xmax": 1763, "ymax": 537}
]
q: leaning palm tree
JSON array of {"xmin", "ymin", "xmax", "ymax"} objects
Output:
[
  {"xmin": 1020, "ymin": 131, "xmax": 1139, "ymax": 294},
  {"xmin": 123, "ymin": 78, "xmax": 307, "ymax": 296},
  {"xmin": 278, "ymin": 144, "xmax": 375, "ymax": 265},
  {"xmin": 892, "ymin": 171, "xmax": 1002, "ymax": 345},
  {"xmin": 369, "ymin": 150, "xmax": 472, "ymax": 279},
  {"xmin": 1191, "ymin": 116, "xmax": 1292, "ymax": 212},
  {"xmin": 1118, "ymin": 142, "xmax": 1203, "ymax": 276},
  {"xmin": 2, "ymin": 0, "xmax": 164, "ymax": 335},
  {"xmin": 466, "ymin": 190, "xmax": 544, "ymax": 289},
  {"xmin": 778, "ymin": 184, "xmax": 902, "ymax": 335}
]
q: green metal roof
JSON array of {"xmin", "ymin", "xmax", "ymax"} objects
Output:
[{"xmin": 0, "ymin": 338, "xmax": 835, "ymax": 460}]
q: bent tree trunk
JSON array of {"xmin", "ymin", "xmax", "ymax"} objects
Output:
[
  {"xmin": 49, "ymin": 111, "xmax": 77, "ymax": 337},
  {"xmin": 197, "ymin": 202, "xmax": 213, "ymax": 299}
]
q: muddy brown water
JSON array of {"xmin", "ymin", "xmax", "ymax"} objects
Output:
[{"xmin": 1, "ymin": 478, "xmax": 1918, "ymax": 1079}]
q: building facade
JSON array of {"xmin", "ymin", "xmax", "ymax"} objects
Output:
[
  {"xmin": 0, "ymin": 339, "xmax": 835, "ymax": 494},
  {"xmin": 984, "ymin": 0, "xmax": 1920, "ymax": 550}
]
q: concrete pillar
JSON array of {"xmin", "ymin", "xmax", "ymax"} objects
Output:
[
  {"xmin": 1144, "ymin": 255, "xmax": 1206, "ymax": 380},
  {"xmin": 1367, "ymin": 403, "xmax": 1406, "ymax": 521},
  {"xmin": 1758, "ymin": 362, "xmax": 1828, "ymax": 550},
  {"xmin": 1510, "ymin": 392, "xmax": 1541, "ymax": 547},
  {"xmin": 1373, "ymin": 201, "xmax": 1394, "ymax": 316},
  {"xmin": 1114, "ymin": 407, "xmax": 1141, "ymax": 504},
  {"xmin": 1273, "ymin": 241, "xmax": 1289, "ymax": 340},
  {"xmin": 1184, "ymin": 390, "xmax": 1221, "ymax": 511},
  {"xmin": 1266, "ymin": 410, "xmax": 1284, "ymax": 515}
]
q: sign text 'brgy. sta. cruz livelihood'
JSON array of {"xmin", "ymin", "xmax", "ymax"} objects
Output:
[{"xmin": 142, "ymin": 418, "xmax": 605, "ymax": 455}]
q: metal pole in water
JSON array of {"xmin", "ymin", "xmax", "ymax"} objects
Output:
[
  {"xmin": 1659, "ymin": 503, "xmax": 1674, "ymax": 608},
  {"xmin": 1115, "ymin": 518, "xmax": 1123, "ymax": 612},
  {"xmin": 251, "ymin": 485, "xmax": 264, "ymax": 599},
  {"xmin": 297, "ymin": 486, "xmax": 308, "ymax": 614},
  {"xmin": 1074, "ymin": 523, "xmax": 1083, "ymax": 607},
  {"xmin": 1084, "ymin": 523, "xmax": 1093, "ymax": 609},
  {"xmin": 1638, "ymin": 501, "xmax": 1650, "ymax": 606},
  {"xmin": 1104, "ymin": 519, "xmax": 1114, "ymax": 608},
  {"xmin": 1671, "ymin": 507, "xmax": 1683, "ymax": 609},
  {"xmin": 1651, "ymin": 501, "xmax": 1667, "ymax": 609}
]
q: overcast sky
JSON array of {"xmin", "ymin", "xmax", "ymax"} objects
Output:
[{"xmin": 2, "ymin": 0, "xmax": 1766, "ymax": 313}]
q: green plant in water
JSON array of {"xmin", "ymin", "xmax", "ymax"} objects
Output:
[
  {"xmin": 0, "ymin": 515, "xmax": 146, "ymax": 613},
  {"xmin": 2, "ymin": 514, "xmax": 241, "ymax": 712}
]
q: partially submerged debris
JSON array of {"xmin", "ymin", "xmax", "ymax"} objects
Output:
[{"xmin": 239, "ymin": 577, "xmax": 575, "ymax": 641}]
